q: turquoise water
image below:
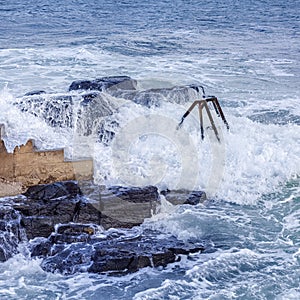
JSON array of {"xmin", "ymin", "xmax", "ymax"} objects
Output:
[{"xmin": 0, "ymin": 0, "xmax": 299, "ymax": 299}]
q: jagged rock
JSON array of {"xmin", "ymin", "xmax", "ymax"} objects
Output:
[
  {"xmin": 161, "ymin": 189, "xmax": 206, "ymax": 205},
  {"xmin": 31, "ymin": 227, "xmax": 204, "ymax": 275},
  {"xmin": 0, "ymin": 206, "xmax": 25, "ymax": 262},
  {"xmin": 75, "ymin": 92, "xmax": 119, "ymax": 136},
  {"xmin": 14, "ymin": 182, "xmax": 160, "ymax": 239},
  {"xmin": 13, "ymin": 181, "xmax": 82, "ymax": 239},
  {"xmin": 69, "ymin": 76, "xmax": 137, "ymax": 92},
  {"xmin": 1, "ymin": 181, "xmax": 207, "ymax": 270}
]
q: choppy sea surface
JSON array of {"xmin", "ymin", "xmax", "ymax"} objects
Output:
[{"xmin": 0, "ymin": 0, "xmax": 299, "ymax": 299}]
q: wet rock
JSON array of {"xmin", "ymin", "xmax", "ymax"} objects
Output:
[
  {"xmin": 0, "ymin": 206, "xmax": 25, "ymax": 262},
  {"xmin": 23, "ymin": 181, "xmax": 81, "ymax": 200},
  {"xmin": 29, "ymin": 237, "xmax": 52, "ymax": 257},
  {"xmin": 15, "ymin": 94, "xmax": 74, "ymax": 127},
  {"xmin": 24, "ymin": 90, "xmax": 46, "ymax": 96},
  {"xmin": 77, "ymin": 185, "xmax": 159, "ymax": 229},
  {"xmin": 69, "ymin": 76, "xmax": 137, "ymax": 92},
  {"xmin": 14, "ymin": 181, "xmax": 160, "ymax": 239},
  {"xmin": 13, "ymin": 181, "xmax": 82, "ymax": 239},
  {"xmin": 161, "ymin": 189, "xmax": 206, "ymax": 205},
  {"xmin": 75, "ymin": 92, "xmax": 119, "ymax": 136},
  {"xmin": 33, "ymin": 227, "xmax": 204, "ymax": 275},
  {"xmin": 14, "ymin": 91, "xmax": 120, "ymax": 132},
  {"xmin": 109, "ymin": 85, "xmax": 200, "ymax": 107}
]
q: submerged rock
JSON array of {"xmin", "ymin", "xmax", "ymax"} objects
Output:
[
  {"xmin": 31, "ymin": 226, "xmax": 204, "ymax": 275},
  {"xmin": 24, "ymin": 90, "xmax": 46, "ymax": 96},
  {"xmin": 161, "ymin": 189, "xmax": 207, "ymax": 205}
]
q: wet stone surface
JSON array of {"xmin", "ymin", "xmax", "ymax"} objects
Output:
[
  {"xmin": 30, "ymin": 226, "xmax": 204, "ymax": 275},
  {"xmin": 1, "ymin": 181, "xmax": 206, "ymax": 274}
]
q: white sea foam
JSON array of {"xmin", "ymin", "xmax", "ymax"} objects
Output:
[{"xmin": 0, "ymin": 6, "xmax": 299, "ymax": 298}]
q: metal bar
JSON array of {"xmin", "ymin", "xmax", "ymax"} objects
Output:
[
  {"xmin": 203, "ymin": 101, "xmax": 220, "ymax": 142},
  {"xmin": 214, "ymin": 98, "xmax": 229, "ymax": 129},
  {"xmin": 198, "ymin": 102, "xmax": 204, "ymax": 140},
  {"xmin": 177, "ymin": 100, "xmax": 200, "ymax": 129}
]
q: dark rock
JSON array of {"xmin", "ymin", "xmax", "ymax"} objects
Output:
[
  {"xmin": 29, "ymin": 237, "xmax": 52, "ymax": 257},
  {"xmin": 77, "ymin": 185, "xmax": 159, "ymax": 229},
  {"xmin": 15, "ymin": 182, "xmax": 160, "ymax": 239},
  {"xmin": 0, "ymin": 206, "xmax": 25, "ymax": 262},
  {"xmin": 50, "ymin": 223, "xmax": 101, "ymax": 244},
  {"xmin": 13, "ymin": 181, "xmax": 82, "ymax": 239},
  {"xmin": 14, "ymin": 91, "xmax": 119, "ymax": 134},
  {"xmin": 69, "ymin": 76, "xmax": 137, "ymax": 92},
  {"xmin": 108, "ymin": 85, "xmax": 200, "ymax": 108},
  {"xmin": 161, "ymin": 189, "xmax": 206, "ymax": 205},
  {"xmin": 23, "ymin": 181, "xmax": 81, "ymax": 200},
  {"xmin": 24, "ymin": 90, "xmax": 46, "ymax": 96},
  {"xmin": 15, "ymin": 94, "xmax": 74, "ymax": 127},
  {"xmin": 15, "ymin": 195, "xmax": 80, "ymax": 239},
  {"xmin": 35, "ymin": 227, "xmax": 204, "ymax": 275}
]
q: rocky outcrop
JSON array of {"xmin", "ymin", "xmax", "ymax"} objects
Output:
[
  {"xmin": 13, "ymin": 181, "xmax": 160, "ymax": 239},
  {"xmin": 108, "ymin": 85, "xmax": 200, "ymax": 107},
  {"xmin": 30, "ymin": 226, "xmax": 204, "ymax": 275},
  {"xmin": 69, "ymin": 75, "xmax": 138, "ymax": 92},
  {"xmin": 0, "ymin": 206, "xmax": 26, "ymax": 262},
  {"xmin": 13, "ymin": 77, "xmax": 204, "ymax": 146},
  {"xmin": 0, "ymin": 181, "xmax": 206, "ymax": 274},
  {"xmin": 161, "ymin": 189, "xmax": 206, "ymax": 205}
]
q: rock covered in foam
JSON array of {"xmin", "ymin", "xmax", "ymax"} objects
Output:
[
  {"xmin": 108, "ymin": 85, "xmax": 200, "ymax": 107},
  {"xmin": 0, "ymin": 205, "xmax": 25, "ymax": 262}
]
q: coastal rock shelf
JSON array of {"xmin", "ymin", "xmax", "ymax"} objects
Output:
[{"xmin": 0, "ymin": 181, "xmax": 206, "ymax": 274}]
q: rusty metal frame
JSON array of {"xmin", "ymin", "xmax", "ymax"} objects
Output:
[{"xmin": 177, "ymin": 96, "xmax": 229, "ymax": 142}]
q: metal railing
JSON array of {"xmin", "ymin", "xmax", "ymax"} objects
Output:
[{"xmin": 177, "ymin": 87, "xmax": 229, "ymax": 142}]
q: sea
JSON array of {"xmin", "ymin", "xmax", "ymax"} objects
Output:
[{"xmin": 0, "ymin": 0, "xmax": 299, "ymax": 299}]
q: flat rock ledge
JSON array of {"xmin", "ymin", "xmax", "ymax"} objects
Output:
[{"xmin": 0, "ymin": 181, "xmax": 206, "ymax": 274}]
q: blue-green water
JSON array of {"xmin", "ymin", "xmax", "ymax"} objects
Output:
[{"xmin": 0, "ymin": 0, "xmax": 299, "ymax": 299}]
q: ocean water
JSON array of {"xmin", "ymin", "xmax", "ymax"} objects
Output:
[{"xmin": 0, "ymin": 0, "xmax": 299, "ymax": 299}]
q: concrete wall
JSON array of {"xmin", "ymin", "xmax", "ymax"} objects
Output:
[{"xmin": 0, "ymin": 124, "xmax": 93, "ymax": 197}]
